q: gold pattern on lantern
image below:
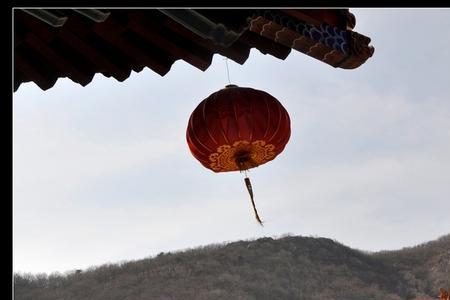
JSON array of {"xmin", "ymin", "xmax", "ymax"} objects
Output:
[{"xmin": 209, "ymin": 140, "xmax": 276, "ymax": 172}]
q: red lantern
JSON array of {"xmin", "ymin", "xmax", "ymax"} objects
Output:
[{"xmin": 186, "ymin": 84, "xmax": 291, "ymax": 224}]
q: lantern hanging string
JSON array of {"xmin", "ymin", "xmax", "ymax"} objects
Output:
[
  {"xmin": 241, "ymin": 169, "xmax": 264, "ymax": 226},
  {"xmin": 224, "ymin": 57, "xmax": 231, "ymax": 85}
]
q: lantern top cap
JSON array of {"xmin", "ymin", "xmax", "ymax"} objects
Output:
[{"xmin": 225, "ymin": 84, "xmax": 238, "ymax": 88}]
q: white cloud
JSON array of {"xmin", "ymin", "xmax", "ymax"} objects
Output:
[{"xmin": 261, "ymin": 87, "xmax": 450, "ymax": 251}]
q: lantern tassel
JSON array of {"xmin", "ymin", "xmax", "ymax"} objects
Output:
[{"xmin": 244, "ymin": 176, "xmax": 264, "ymax": 226}]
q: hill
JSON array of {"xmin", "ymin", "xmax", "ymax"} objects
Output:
[{"xmin": 14, "ymin": 233, "xmax": 450, "ymax": 300}]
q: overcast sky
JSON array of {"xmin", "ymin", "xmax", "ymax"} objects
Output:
[{"xmin": 13, "ymin": 9, "xmax": 450, "ymax": 274}]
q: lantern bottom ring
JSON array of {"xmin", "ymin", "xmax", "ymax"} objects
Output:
[{"xmin": 208, "ymin": 140, "xmax": 276, "ymax": 172}]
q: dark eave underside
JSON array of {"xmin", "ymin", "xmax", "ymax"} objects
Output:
[{"xmin": 14, "ymin": 9, "xmax": 374, "ymax": 91}]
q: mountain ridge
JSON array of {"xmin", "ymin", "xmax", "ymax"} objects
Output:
[{"xmin": 14, "ymin": 233, "xmax": 450, "ymax": 300}]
